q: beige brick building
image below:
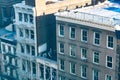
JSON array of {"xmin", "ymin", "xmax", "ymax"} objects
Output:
[{"xmin": 55, "ymin": 1, "xmax": 120, "ymax": 80}]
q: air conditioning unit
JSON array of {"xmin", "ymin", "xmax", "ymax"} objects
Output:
[{"xmin": 81, "ymin": 57, "xmax": 87, "ymax": 61}]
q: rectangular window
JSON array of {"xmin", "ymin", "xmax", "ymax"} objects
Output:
[
  {"xmin": 106, "ymin": 56, "xmax": 112, "ymax": 68},
  {"xmin": 93, "ymin": 69, "xmax": 99, "ymax": 80},
  {"xmin": 59, "ymin": 24, "xmax": 64, "ymax": 37},
  {"xmin": 31, "ymin": 46, "xmax": 35, "ymax": 56},
  {"xmin": 26, "ymin": 44, "xmax": 30, "ymax": 54},
  {"xmin": 70, "ymin": 62, "xmax": 76, "ymax": 74},
  {"xmin": 18, "ymin": 13, "xmax": 22, "ymax": 21},
  {"xmin": 25, "ymin": 29, "xmax": 29, "ymax": 38},
  {"xmin": 59, "ymin": 42, "xmax": 64, "ymax": 54},
  {"xmin": 94, "ymin": 32, "xmax": 100, "ymax": 45},
  {"xmin": 81, "ymin": 48, "xmax": 87, "ymax": 59},
  {"xmin": 81, "ymin": 29, "xmax": 87, "ymax": 42},
  {"xmin": 105, "ymin": 75, "xmax": 112, "ymax": 80},
  {"xmin": 32, "ymin": 62, "xmax": 36, "ymax": 74},
  {"xmin": 81, "ymin": 65, "xmax": 87, "ymax": 78},
  {"xmin": 2, "ymin": 44, "xmax": 5, "ymax": 52},
  {"xmin": 8, "ymin": 46, "xmax": 11, "ymax": 53},
  {"xmin": 24, "ymin": 13, "xmax": 28, "ymax": 22},
  {"xmin": 30, "ymin": 30, "xmax": 34, "ymax": 40},
  {"xmin": 22, "ymin": 59, "xmax": 26, "ymax": 71},
  {"xmin": 59, "ymin": 59, "xmax": 64, "ymax": 71},
  {"xmin": 2, "ymin": 7, "xmax": 7, "ymax": 18},
  {"xmin": 29, "ymin": 14, "xmax": 33, "ymax": 24},
  {"xmin": 70, "ymin": 27, "xmax": 75, "ymax": 39},
  {"xmin": 107, "ymin": 36, "xmax": 113, "ymax": 49},
  {"xmin": 93, "ymin": 51, "xmax": 99, "ymax": 64},
  {"xmin": 20, "ymin": 44, "xmax": 24, "ymax": 53},
  {"xmin": 70, "ymin": 45, "xmax": 76, "ymax": 57},
  {"xmin": 19, "ymin": 28, "xmax": 23, "ymax": 37}
]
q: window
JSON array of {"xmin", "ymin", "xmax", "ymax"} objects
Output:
[
  {"xmin": 59, "ymin": 42, "xmax": 64, "ymax": 54},
  {"xmin": 25, "ymin": 29, "xmax": 29, "ymax": 38},
  {"xmin": 18, "ymin": 13, "xmax": 22, "ymax": 21},
  {"xmin": 59, "ymin": 59, "xmax": 64, "ymax": 71},
  {"xmin": 24, "ymin": 13, "xmax": 28, "ymax": 22},
  {"xmin": 105, "ymin": 75, "xmax": 112, "ymax": 80},
  {"xmin": 93, "ymin": 69, "xmax": 99, "ymax": 80},
  {"xmin": 2, "ymin": 7, "xmax": 7, "ymax": 18},
  {"xmin": 26, "ymin": 44, "xmax": 30, "ymax": 54},
  {"xmin": 59, "ymin": 75, "xmax": 65, "ymax": 80},
  {"xmin": 7, "ymin": 46, "xmax": 10, "ymax": 52},
  {"xmin": 59, "ymin": 24, "xmax": 64, "ymax": 37},
  {"xmin": 106, "ymin": 56, "xmax": 112, "ymax": 68},
  {"xmin": 81, "ymin": 48, "xmax": 87, "ymax": 59},
  {"xmin": 2, "ymin": 44, "xmax": 5, "ymax": 52},
  {"xmin": 70, "ymin": 45, "xmax": 76, "ymax": 57},
  {"xmin": 93, "ymin": 51, "xmax": 99, "ymax": 64},
  {"xmin": 70, "ymin": 62, "xmax": 76, "ymax": 74},
  {"xmin": 30, "ymin": 30, "xmax": 34, "ymax": 40},
  {"xmin": 29, "ymin": 14, "xmax": 33, "ymax": 24},
  {"xmin": 32, "ymin": 62, "xmax": 36, "ymax": 74},
  {"xmin": 20, "ymin": 44, "xmax": 24, "ymax": 53},
  {"xmin": 22, "ymin": 59, "xmax": 26, "ymax": 71},
  {"xmin": 19, "ymin": 28, "xmax": 23, "ymax": 37},
  {"xmin": 94, "ymin": 32, "xmax": 100, "ymax": 45},
  {"xmin": 81, "ymin": 29, "xmax": 87, "ymax": 42},
  {"xmin": 81, "ymin": 65, "xmax": 87, "ymax": 78},
  {"xmin": 70, "ymin": 27, "xmax": 75, "ymax": 39},
  {"xmin": 107, "ymin": 36, "xmax": 113, "ymax": 49},
  {"xmin": 31, "ymin": 46, "xmax": 35, "ymax": 56}
]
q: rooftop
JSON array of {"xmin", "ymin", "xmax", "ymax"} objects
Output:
[{"xmin": 55, "ymin": 1, "xmax": 120, "ymax": 30}]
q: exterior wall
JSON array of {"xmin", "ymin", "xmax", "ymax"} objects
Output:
[
  {"xmin": 56, "ymin": 20, "xmax": 117, "ymax": 80},
  {"xmin": 0, "ymin": 0, "xmax": 22, "ymax": 28}
]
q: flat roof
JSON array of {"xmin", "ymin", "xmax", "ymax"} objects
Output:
[{"xmin": 55, "ymin": 1, "xmax": 120, "ymax": 26}]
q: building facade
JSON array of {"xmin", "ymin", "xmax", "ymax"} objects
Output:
[
  {"xmin": 55, "ymin": 1, "xmax": 120, "ymax": 80},
  {"xmin": 0, "ymin": 0, "xmax": 22, "ymax": 28},
  {"xmin": 0, "ymin": 24, "xmax": 18, "ymax": 80}
]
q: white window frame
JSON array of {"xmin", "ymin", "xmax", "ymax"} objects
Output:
[
  {"xmin": 70, "ymin": 45, "xmax": 76, "ymax": 57},
  {"xmin": 105, "ymin": 74, "xmax": 112, "ymax": 80},
  {"xmin": 93, "ymin": 69, "xmax": 99, "ymax": 80},
  {"xmin": 93, "ymin": 51, "xmax": 99, "ymax": 64},
  {"xmin": 81, "ymin": 29, "xmax": 88, "ymax": 42},
  {"xmin": 69, "ymin": 27, "xmax": 75, "ymax": 40},
  {"xmin": 81, "ymin": 47, "xmax": 87, "ymax": 60},
  {"xmin": 59, "ymin": 59, "xmax": 64, "ymax": 71},
  {"xmin": 81, "ymin": 65, "xmax": 87, "ymax": 79},
  {"xmin": 93, "ymin": 32, "xmax": 100, "ymax": 46},
  {"xmin": 107, "ymin": 35, "xmax": 114, "ymax": 49},
  {"xmin": 58, "ymin": 24, "xmax": 64, "ymax": 37},
  {"xmin": 59, "ymin": 42, "xmax": 64, "ymax": 54},
  {"xmin": 70, "ymin": 62, "xmax": 76, "ymax": 75},
  {"xmin": 106, "ymin": 56, "xmax": 113, "ymax": 69}
]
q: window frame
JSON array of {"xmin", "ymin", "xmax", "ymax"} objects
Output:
[
  {"xmin": 81, "ymin": 29, "xmax": 88, "ymax": 42},
  {"xmin": 70, "ymin": 45, "xmax": 76, "ymax": 57},
  {"xmin": 59, "ymin": 24, "xmax": 64, "ymax": 37},
  {"xmin": 59, "ymin": 59, "xmax": 64, "ymax": 71},
  {"xmin": 69, "ymin": 27, "xmax": 75, "ymax": 39},
  {"xmin": 93, "ymin": 32, "xmax": 100, "ymax": 46},
  {"xmin": 107, "ymin": 35, "xmax": 114, "ymax": 49},
  {"xmin": 59, "ymin": 42, "xmax": 64, "ymax": 54},
  {"xmin": 70, "ymin": 62, "xmax": 76, "ymax": 75},
  {"xmin": 81, "ymin": 47, "xmax": 87, "ymax": 59},
  {"xmin": 93, "ymin": 69, "xmax": 99, "ymax": 80},
  {"xmin": 81, "ymin": 65, "xmax": 87, "ymax": 79},
  {"xmin": 106, "ymin": 56, "xmax": 113, "ymax": 69},
  {"xmin": 105, "ymin": 74, "xmax": 112, "ymax": 80},
  {"xmin": 93, "ymin": 51, "xmax": 99, "ymax": 64}
]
